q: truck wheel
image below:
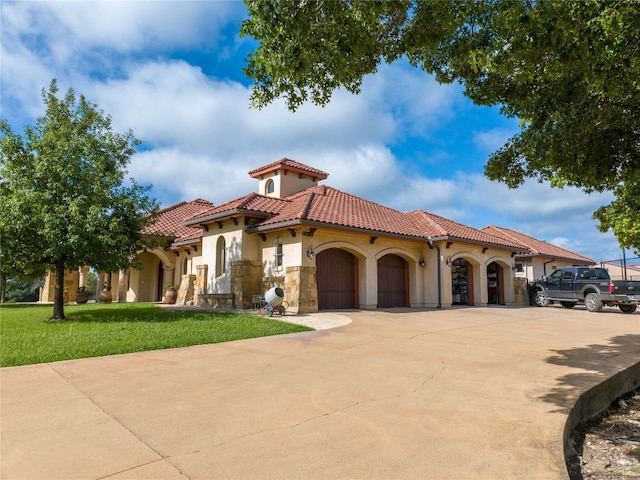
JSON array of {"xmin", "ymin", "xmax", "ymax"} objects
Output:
[
  {"xmin": 584, "ymin": 292, "xmax": 603, "ymax": 312},
  {"xmin": 534, "ymin": 290, "xmax": 549, "ymax": 307},
  {"xmin": 619, "ymin": 304, "xmax": 637, "ymax": 314},
  {"xmin": 560, "ymin": 302, "xmax": 576, "ymax": 309}
]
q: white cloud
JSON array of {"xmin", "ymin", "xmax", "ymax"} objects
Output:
[
  {"xmin": 0, "ymin": 1, "xmax": 624, "ymax": 263},
  {"xmin": 3, "ymin": 1, "xmax": 242, "ymax": 55},
  {"xmin": 363, "ymin": 62, "xmax": 464, "ymax": 139},
  {"xmin": 0, "ymin": 1, "xmax": 245, "ymax": 120},
  {"xmin": 473, "ymin": 127, "xmax": 518, "ymax": 154}
]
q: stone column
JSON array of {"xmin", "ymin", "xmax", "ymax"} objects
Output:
[
  {"xmin": 231, "ymin": 261, "xmax": 262, "ymax": 309},
  {"xmin": 177, "ymin": 274, "xmax": 196, "ymax": 305},
  {"xmin": 96, "ymin": 272, "xmax": 105, "ymax": 302},
  {"xmin": 39, "ymin": 271, "xmax": 53, "ymax": 303},
  {"xmin": 195, "ymin": 265, "xmax": 208, "ymax": 305},
  {"xmin": 163, "ymin": 267, "xmax": 175, "ymax": 290},
  {"xmin": 513, "ymin": 277, "xmax": 530, "ymax": 306},
  {"xmin": 285, "ymin": 265, "xmax": 317, "ymax": 314},
  {"xmin": 78, "ymin": 266, "xmax": 90, "ymax": 289}
]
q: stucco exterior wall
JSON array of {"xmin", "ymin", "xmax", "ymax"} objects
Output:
[
  {"xmin": 437, "ymin": 242, "xmax": 518, "ymax": 307},
  {"xmin": 515, "ymin": 257, "xmax": 594, "ymax": 283},
  {"xmin": 258, "ymin": 171, "xmax": 319, "ymax": 198},
  {"xmin": 297, "ymin": 227, "xmax": 428, "ymax": 310},
  {"xmin": 39, "ymin": 270, "xmax": 80, "ymax": 303}
]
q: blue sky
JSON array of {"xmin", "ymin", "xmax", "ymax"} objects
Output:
[{"xmin": 1, "ymin": 1, "xmax": 628, "ymax": 263}]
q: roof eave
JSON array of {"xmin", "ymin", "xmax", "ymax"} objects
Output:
[
  {"xmin": 170, "ymin": 238, "xmax": 202, "ymax": 249},
  {"xmin": 514, "ymin": 252, "xmax": 594, "ymax": 264},
  {"xmin": 431, "ymin": 236, "xmax": 528, "ymax": 253},
  {"xmin": 246, "ymin": 219, "xmax": 428, "ymax": 241},
  {"xmin": 183, "ymin": 209, "xmax": 270, "ymax": 227}
]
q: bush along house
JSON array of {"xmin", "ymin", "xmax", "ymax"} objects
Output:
[{"xmin": 43, "ymin": 158, "xmax": 595, "ymax": 312}]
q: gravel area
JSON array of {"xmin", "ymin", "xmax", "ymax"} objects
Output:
[{"xmin": 568, "ymin": 389, "xmax": 640, "ymax": 479}]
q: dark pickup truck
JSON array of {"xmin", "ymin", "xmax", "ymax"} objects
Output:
[{"xmin": 534, "ymin": 267, "xmax": 640, "ymax": 313}]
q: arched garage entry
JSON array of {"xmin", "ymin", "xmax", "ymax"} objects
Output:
[
  {"xmin": 316, "ymin": 248, "xmax": 358, "ymax": 310},
  {"xmin": 487, "ymin": 262, "xmax": 505, "ymax": 305},
  {"xmin": 451, "ymin": 258, "xmax": 474, "ymax": 306},
  {"xmin": 377, "ymin": 254, "xmax": 408, "ymax": 308}
]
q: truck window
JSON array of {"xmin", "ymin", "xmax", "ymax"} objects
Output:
[
  {"xmin": 548, "ymin": 270, "xmax": 563, "ymax": 282},
  {"xmin": 579, "ymin": 268, "xmax": 609, "ymax": 280},
  {"xmin": 562, "ymin": 271, "xmax": 574, "ymax": 280}
]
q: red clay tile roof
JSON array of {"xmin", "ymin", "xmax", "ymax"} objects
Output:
[
  {"xmin": 406, "ymin": 211, "xmax": 527, "ymax": 250},
  {"xmin": 182, "ymin": 192, "xmax": 288, "ymax": 226},
  {"xmin": 248, "ymin": 158, "xmax": 329, "ymax": 180},
  {"xmin": 163, "ymin": 163, "xmax": 585, "ymax": 256},
  {"xmin": 251, "ymin": 185, "xmax": 425, "ymax": 238},
  {"xmin": 154, "ymin": 192, "xmax": 536, "ymax": 254},
  {"xmin": 236, "ymin": 186, "xmax": 526, "ymax": 250},
  {"xmin": 481, "ymin": 225, "xmax": 594, "ymax": 263},
  {"xmin": 144, "ymin": 199, "xmax": 213, "ymax": 244}
]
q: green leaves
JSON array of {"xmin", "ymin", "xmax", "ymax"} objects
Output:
[
  {"xmin": 0, "ymin": 79, "xmax": 159, "ymax": 316},
  {"xmin": 242, "ymin": 0, "xmax": 409, "ymax": 110},
  {"xmin": 242, "ymin": 0, "xmax": 640, "ymax": 250},
  {"xmin": 594, "ymin": 178, "xmax": 640, "ymax": 255}
]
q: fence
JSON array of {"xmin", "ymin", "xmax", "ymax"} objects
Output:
[{"xmin": 599, "ymin": 256, "xmax": 640, "ymax": 281}]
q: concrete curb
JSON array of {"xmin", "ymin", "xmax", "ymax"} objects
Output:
[{"xmin": 563, "ymin": 361, "xmax": 640, "ymax": 471}]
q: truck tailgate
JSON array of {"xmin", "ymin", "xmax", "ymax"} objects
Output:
[{"xmin": 612, "ymin": 281, "xmax": 640, "ymax": 301}]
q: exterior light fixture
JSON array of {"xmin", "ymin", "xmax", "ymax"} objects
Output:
[
  {"xmin": 419, "ymin": 258, "xmax": 425, "ymax": 267},
  {"xmin": 306, "ymin": 246, "xmax": 314, "ymax": 260},
  {"xmin": 446, "ymin": 256, "xmax": 453, "ymax": 267}
]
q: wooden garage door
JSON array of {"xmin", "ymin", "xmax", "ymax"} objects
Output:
[
  {"xmin": 317, "ymin": 249, "xmax": 357, "ymax": 310},
  {"xmin": 377, "ymin": 254, "xmax": 408, "ymax": 308}
]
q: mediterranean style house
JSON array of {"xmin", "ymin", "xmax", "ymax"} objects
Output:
[{"xmin": 39, "ymin": 158, "xmax": 596, "ymax": 311}]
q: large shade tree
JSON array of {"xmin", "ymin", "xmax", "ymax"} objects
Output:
[
  {"xmin": 241, "ymin": 0, "xmax": 640, "ymax": 252},
  {"xmin": 0, "ymin": 80, "xmax": 159, "ymax": 318}
]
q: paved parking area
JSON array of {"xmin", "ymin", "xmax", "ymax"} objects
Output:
[{"xmin": 2, "ymin": 306, "xmax": 638, "ymax": 479}]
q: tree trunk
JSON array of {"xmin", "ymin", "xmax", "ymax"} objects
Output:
[
  {"xmin": 52, "ymin": 262, "xmax": 66, "ymax": 320},
  {"xmin": 0, "ymin": 272, "xmax": 6, "ymax": 303}
]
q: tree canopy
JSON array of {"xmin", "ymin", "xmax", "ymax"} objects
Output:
[
  {"xmin": 241, "ymin": 0, "xmax": 640, "ymax": 251},
  {"xmin": 0, "ymin": 80, "xmax": 159, "ymax": 317}
]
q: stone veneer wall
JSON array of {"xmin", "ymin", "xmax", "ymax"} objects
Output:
[
  {"xmin": 285, "ymin": 266, "xmax": 318, "ymax": 314},
  {"xmin": 231, "ymin": 260, "xmax": 262, "ymax": 309},
  {"xmin": 177, "ymin": 274, "xmax": 196, "ymax": 305},
  {"xmin": 195, "ymin": 264, "xmax": 208, "ymax": 305},
  {"xmin": 261, "ymin": 276, "xmax": 285, "ymax": 294},
  {"xmin": 39, "ymin": 270, "xmax": 80, "ymax": 303},
  {"xmin": 513, "ymin": 277, "xmax": 530, "ymax": 306}
]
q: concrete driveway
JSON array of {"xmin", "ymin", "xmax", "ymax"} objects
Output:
[{"xmin": 2, "ymin": 307, "xmax": 639, "ymax": 479}]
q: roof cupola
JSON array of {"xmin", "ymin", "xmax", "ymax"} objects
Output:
[{"xmin": 248, "ymin": 158, "xmax": 329, "ymax": 198}]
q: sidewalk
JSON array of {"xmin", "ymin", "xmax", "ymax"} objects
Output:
[{"xmin": 2, "ymin": 307, "xmax": 638, "ymax": 479}]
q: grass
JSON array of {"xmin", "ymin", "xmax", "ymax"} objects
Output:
[{"xmin": 0, "ymin": 303, "xmax": 313, "ymax": 367}]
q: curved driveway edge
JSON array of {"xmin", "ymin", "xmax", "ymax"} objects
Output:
[{"xmin": 2, "ymin": 307, "xmax": 638, "ymax": 479}]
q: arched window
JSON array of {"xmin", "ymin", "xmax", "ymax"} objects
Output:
[
  {"xmin": 265, "ymin": 179, "xmax": 275, "ymax": 195},
  {"xmin": 216, "ymin": 236, "xmax": 226, "ymax": 277}
]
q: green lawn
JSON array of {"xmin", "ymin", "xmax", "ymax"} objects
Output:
[{"xmin": 0, "ymin": 303, "xmax": 313, "ymax": 367}]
